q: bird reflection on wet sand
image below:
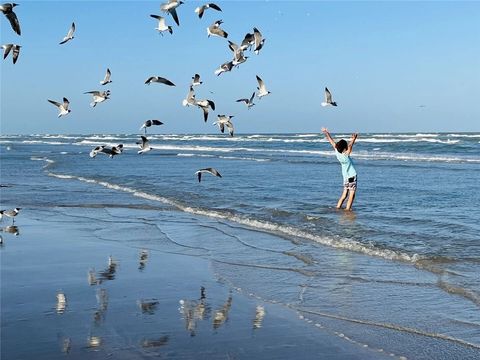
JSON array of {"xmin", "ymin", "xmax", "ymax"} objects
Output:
[
  {"xmin": 141, "ymin": 335, "xmax": 169, "ymax": 348},
  {"xmin": 61, "ymin": 337, "xmax": 71, "ymax": 354},
  {"xmin": 139, "ymin": 249, "xmax": 148, "ymax": 271},
  {"xmin": 252, "ymin": 305, "xmax": 266, "ymax": 329},
  {"xmin": 93, "ymin": 288, "xmax": 108, "ymax": 324},
  {"xmin": 137, "ymin": 298, "xmax": 159, "ymax": 315},
  {"xmin": 56, "ymin": 291, "xmax": 67, "ymax": 314},
  {"xmin": 213, "ymin": 293, "xmax": 233, "ymax": 330},
  {"xmin": 178, "ymin": 286, "xmax": 211, "ymax": 336},
  {"xmin": 1, "ymin": 225, "xmax": 20, "ymax": 236},
  {"xmin": 87, "ymin": 335, "xmax": 102, "ymax": 348}
]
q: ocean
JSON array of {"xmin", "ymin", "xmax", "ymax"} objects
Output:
[{"xmin": 1, "ymin": 132, "xmax": 479, "ymax": 358}]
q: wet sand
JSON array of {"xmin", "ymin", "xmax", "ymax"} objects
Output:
[{"xmin": 0, "ymin": 208, "xmax": 393, "ymax": 360}]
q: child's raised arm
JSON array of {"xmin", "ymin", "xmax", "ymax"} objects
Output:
[
  {"xmin": 322, "ymin": 127, "xmax": 336, "ymax": 149},
  {"xmin": 346, "ymin": 133, "xmax": 358, "ymax": 155}
]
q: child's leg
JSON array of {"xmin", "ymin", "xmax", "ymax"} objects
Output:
[
  {"xmin": 336, "ymin": 188, "xmax": 349, "ymax": 209},
  {"xmin": 345, "ymin": 189, "xmax": 356, "ymax": 211}
]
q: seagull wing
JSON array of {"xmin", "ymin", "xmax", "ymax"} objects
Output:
[
  {"xmin": 208, "ymin": 3, "xmax": 222, "ymax": 12},
  {"xmin": 11, "ymin": 45, "xmax": 20, "ymax": 64},
  {"xmin": 102, "ymin": 68, "xmax": 111, "ymax": 83},
  {"xmin": 325, "ymin": 87, "xmax": 332, "ymax": 103},
  {"xmin": 256, "ymin": 75, "xmax": 266, "ymax": 92},
  {"xmin": 84, "ymin": 91, "xmax": 101, "ymax": 95},
  {"xmin": 225, "ymin": 121, "xmax": 234, "ymax": 137},
  {"xmin": 67, "ymin": 22, "xmax": 76, "ymax": 37},
  {"xmin": 62, "ymin": 97, "xmax": 70, "ymax": 110},
  {"xmin": 151, "ymin": 120, "xmax": 163, "ymax": 126},
  {"xmin": 201, "ymin": 106, "xmax": 209, "ymax": 122},
  {"xmin": 170, "ymin": 8, "xmax": 180, "ymax": 26},
  {"xmin": 207, "ymin": 99, "xmax": 215, "ymax": 110},
  {"xmin": 145, "ymin": 76, "xmax": 155, "ymax": 84},
  {"xmin": 6, "ymin": 11, "xmax": 21, "ymax": 36},
  {"xmin": 48, "ymin": 99, "xmax": 61, "ymax": 107},
  {"xmin": 253, "ymin": 27, "xmax": 262, "ymax": 49},
  {"xmin": 250, "ymin": 92, "xmax": 255, "ymax": 102},
  {"xmin": 195, "ymin": 5, "xmax": 205, "ymax": 18},
  {"xmin": 2, "ymin": 44, "xmax": 13, "ymax": 59},
  {"xmin": 236, "ymin": 98, "xmax": 248, "ymax": 103}
]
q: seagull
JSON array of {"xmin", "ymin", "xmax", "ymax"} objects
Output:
[
  {"xmin": 195, "ymin": 168, "xmax": 222, "ymax": 182},
  {"xmin": 236, "ymin": 92, "xmax": 255, "ymax": 109},
  {"xmin": 256, "ymin": 75, "xmax": 271, "ymax": 98},
  {"xmin": 47, "ymin": 97, "xmax": 71, "ymax": 117},
  {"xmin": 214, "ymin": 60, "xmax": 233, "ymax": 76},
  {"xmin": 240, "ymin": 32, "xmax": 254, "ymax": 51},
  {"xmin": 100, "ymin": 68, "xmax": 112, "ymax": 85},
  {"xmin": 253, "ymin": 27, "xmax": 265, "ymax": 54},
  {"xmin": 0, "ymin": 3, "xmax": 20, "ymax": 35},
  {"xmin": 321, "ymin": 87, "xmax": 337, "ymax": 107},
  {"xmin": 207, "ymin": 19, "xmax": 228, "ymax": 38},
  {"xmin": 89, "ymin": 144, "xmax": 123, "ymax": 158},
  {"xmin": 195, "ymin": 3, "xmax": 221, "ymax": 19},
  {"xmin": 191, "ymin": 73, "xmax": 202, "ymax": 86},
  {"xmin": 195, "ymin": 99, "xmax": 215, "ymax": 122},
  {"xmin": 137, "ymin": 136, "xmax": 152, "ymax": 154},
  {"xmin": 150, "ymin": 14, "xmax": 173, "ymax": 35},
  {"xmin": 2, "ymin": 43, "xmax": 20, "ymax": 64},
  {"xmin": 140, "ymin": 119, "xmax": 163, "ymax": 133},
  {"xmin": 182, "ymin": 85, "xmax": 196, "ymax": 107},
  {"xmin": 59, "ymin": 22, "xmax": 75, "ymax": 45},
  {"xmin": 160, "ymin": 0, "xmax": 183, "ymax": 26},
  {"xmin": 137, "ymin": 299, "xmax": 159, "ymax": 314},
  {"xmin": 0, "ymin": 208, "xmax": 21, "ymax": 224},
  {"xmin": 84, "ymin": 90, "xmax": 110, "ymax": 107},
  {"xmin": 145, "ymin": 76, "xmax": 175, "ymax": 86},
  {"xmin": 213, "ymin": 115, "xmax": 234, "ymax": 137}
]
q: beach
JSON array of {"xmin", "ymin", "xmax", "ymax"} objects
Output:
[{"xmin": 1, "ymin": 133, "xmax": 480, "ymax": 359}]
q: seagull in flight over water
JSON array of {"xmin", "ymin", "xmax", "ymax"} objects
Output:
[
  {"xmin": 59, "ymin": 22, "xmax": 75, "ymax": 45},
  {"xmin": 90, "ymin": 144, "xmax": 124, "ymax": 158},
  {"xmin": 236, "ymin": 92, "xmax": 255, "ymax": 109},
  {"xmin": 207, "ymin": 19, "xmax": 228, "ymax": 38},
  {"xmin": 48, "ymin": 97, "xmax": 71, "ymax": 117},
  {"xmin": 256, "ymin": 75, "xmax": 271, "ymax": 99},
  {"xmin": 84, "ymin": 90, "xmax": 110, "ymax": 107},
  {"xmin": 213, "ymin": 115, "xmax": 234, "ymax": 137},
  {"xmin": 321, "ymin": 87, "xmax": 337, "ymax": 107},
  {"xmin": 195, "ymin": 99, "xmax": 215, "ymax": 122},
  {"xmin": 182, "ymin": 86, "xmax": 196, "ymax": 107},
  {"xmin": 137, "ymin": 136, "xmax": 152, "ymax": 154},
  {"xmin": 145, "ymin": 76, "xmax": 175, "ymax": 86},
  {"xmin": 140, "ymin": 119, "xmax": 163, "ymax": 134},
  {"xmin": 0, "ymin": 3, "xmax": 21, "ymax": 35},
  {"xmin": 195, "ymin": 168, "xmax": 222, "ymax": 182}
]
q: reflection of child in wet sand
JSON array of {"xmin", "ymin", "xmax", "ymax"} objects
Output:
[{"xmin": 322, "ymin": 128, "xmax": 358, "ymax": 211}]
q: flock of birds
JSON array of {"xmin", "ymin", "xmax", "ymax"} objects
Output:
[{"xmin": 1, "ymin": 1, "xmax": 339, "ymax": 227}]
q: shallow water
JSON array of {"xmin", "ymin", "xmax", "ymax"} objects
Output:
[{"xmin": 1, "ymin": 132, "xmax": 479, "ymax": 358}]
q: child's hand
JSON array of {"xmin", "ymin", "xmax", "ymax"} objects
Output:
[
  {"xmin": 321, "ymin": 127, "xmax": 328, "ymax": 133},
  {"xmin": 351, "ymin": 133, "xmax": 358, "ymax": 140}
]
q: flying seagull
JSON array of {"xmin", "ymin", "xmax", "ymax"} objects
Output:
[
  {"xmin": 160, "ymin": 0, "xmax": 183, "ymax": 26},
  {"xmin": 0, "ymin": 207, "xmax": 21, "ymax": 224},
  {"xmin": 48, "ymin": 97, "xmax": 71, "ymax": 117},
  {"xmin": 236, "ymin": 92, "xmax": 255, "ymax": 109},
  {"xmin": 256, "ymin": 75, "xmax": 271, "ymax": 99},
  {"xmin": 214, "ymin": 60, "xmax": 233, "ymax": 76},
  {"xmin": 240, "ymin": 32, "xmax": 254, "ymax": 51},
  {"xmin": 195, "ymin": 3, "xmax": 221, "ymax": 19},
  {"xmin": 100, "ymin": 68, "xmax": 112, "ymax": 85},
  {"xmin": 2, "ymin": 43, "xmax": 20, "ymax": 64},
  {"xmin": 84, "ymin": 90, "xmax": 110, "ymax": 107},
  {"xmin": 191, "ymin": 73, "xmax": 202, "ymax": 86},
  {"xmin": 0, "ymin": 3, "xmax": 20, "ymax": 35},
  {"xmin": 89, "ymin": 144, "xmax": 123, "ymax": 158},
  {"xmin": 59, "ymin": 22, "xmax": 75, "ymax": 45},
  {"xmin": 145, "ymin": 76, "xmax": 175, "ymax": 86},
  {"xmin": 195, "ymin": 99, "xmax": 215, "ymax": 122},
  {"xmin": 230, "ymin": 41, "xmax": 248, "ymax": 67},
  {"xmin": 137, "ymin": 136, "xmax": 152, "ymax": 154},
  {"xmin": 150, "ymin": 14, "xmax": 173, "ymax": 35},
  {"xmin": 140, "ymin": 119, "xmax": 163, "ymax": 134},
  {"xmin": 207, "ymin": 19, "xmax": 227, "ymax": 38},
  {"xmin": 253, "ymin": 27, "xmax": 265, "ymax": 55},
  {"xmin": 182, "ymin": 85, "xmax": 196, "ymax": 107},
  {"xmin": 195, "ymin": 168, "xmax": 222, "ymax": 182},
  {"xmin": 321, "ymin": 87, "xmax": 337, "ymax": 107},
  {"xmin": 213, "ymin": 115, "xmax": 234, "ymax": 137}
]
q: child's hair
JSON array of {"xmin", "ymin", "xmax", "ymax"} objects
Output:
[{"xmin": 335, "ymin": 139, "xmax": 348, "ymax": 153}]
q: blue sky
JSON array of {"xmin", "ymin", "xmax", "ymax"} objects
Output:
[{"xmin": 1, "ymin": 1, "xmax": 479, "ymax": 134}]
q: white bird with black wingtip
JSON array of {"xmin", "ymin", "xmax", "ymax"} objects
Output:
[
  {"xmin": 84, "ymin": 90, "xmax": 110, "ymax": 107},
  {"xmin": 0, "ymin": 3, "xmax": 21, "ymax": 35},
  {"xmin": 150, "ymin": 14, "xmax": 173, "ymax": 35},
  {"xmin": 195, "ymin": 168, "xmax": 222, "ymax": 182},
  {"xmin": 160, "ymin": 0, "xmax": 183, "ymax": 26},
  {"xmin": 59, "ymin": 22, "xmax": 75, "ymax": 45},
  {"xmin": 145, "ymin": 76, "xmax": 175, "ymax": 86},
  {"xmin": 0, "ymin": 208, "xmax": 21, "ymax": 224},
  {"xmin": 100, "ymin": 68, "xmax": 112, "ymax": 85},
  {"xmin": 195, "ymin": 3, "xmax": 222, "ymax": 19},
  {"xmin": 47, "ymin": 97, "xmax": 71, "ymax": 117},
  {"xmin": 2, "ymin": 43, "xmax": 21, "ymax": 64},
  {"xmin": 321, "ymin": 87, "xmax": 337, "ymax": 107},
  {"xmin": 236, "ymin": 92, "xmax": 255, "ymax": 109},
  {"xmin": 256, "ymin": 75, "xmax": 271, "ymax": 99},
  {"xmin": 140, "ymin": 119, "xmax": 163, "ymax": 134},
  {"xmin": 195, "ymin": 99, "xmax": 215, "ymax": 122},
  {"xmin": 213, "ymin": 115, "xmax": 234, "ymax": 137},
  {"xmin": 137, "ymin": 136, "xmax": 152, "ymax": 154},
  {"xmin": 207, "ymin": 19, "xmax": 228, "ymax": 38}
]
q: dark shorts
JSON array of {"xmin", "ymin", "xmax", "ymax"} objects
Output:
[{"xmin": 344, "ymin": 175, "xmax": 357, "ymax": 190}]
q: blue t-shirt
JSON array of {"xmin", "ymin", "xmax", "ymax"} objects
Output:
[{"xmin": 335, "ymin": 150, "xmax": 357, "ymax": 181}]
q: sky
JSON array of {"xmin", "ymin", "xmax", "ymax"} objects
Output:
[{"xmin": 1, "ymin": 0, "xmax": 479, "ymax": 135}]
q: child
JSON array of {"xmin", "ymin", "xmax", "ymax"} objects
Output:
[{"xmin": 321, "ymin": 128, "xmax": 358, "ymax": 211}]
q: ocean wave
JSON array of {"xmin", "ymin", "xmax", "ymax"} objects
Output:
[{"xmin": 45, "ymin": 169, "xmax": 422, "ymax": 264}]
